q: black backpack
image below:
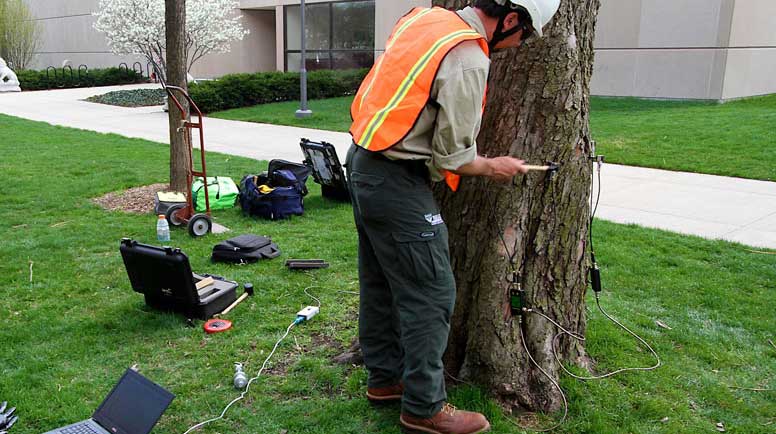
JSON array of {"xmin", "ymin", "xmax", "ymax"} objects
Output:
[{"xmin": 211, "ymin": 235, "xmax": 281, "ymax": 264}]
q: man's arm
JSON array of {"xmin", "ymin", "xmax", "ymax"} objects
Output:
[
  {"xmin": 430, "ymin": 42, "xmax": 528, "ymax": 183},
  {"xmin": 454, "ymin": 156, "xmax": 528, "ymax": 182}
]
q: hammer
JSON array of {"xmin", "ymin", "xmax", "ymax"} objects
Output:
[
  {"xmin": 218, "ymin": 283, "xmax": 254, "ymax": 316},
  {"xmin": 524, "ymin": 162, "xmax": 560, "ymax": 173}
]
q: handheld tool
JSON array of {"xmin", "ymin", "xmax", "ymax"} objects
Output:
[
  {"xmin": 218, "ymin": 283, "xmax": 255, "ymax": 316},
  {"xmin": 524, "ymin": 162, "xmax": 560, "ymax": 173},
  {"xmin": 202, "ymin": 283, "xmax": 254, "ymax": 334}
]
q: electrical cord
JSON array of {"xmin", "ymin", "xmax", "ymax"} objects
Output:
[
  {"xmin": 573, "ymin": 156, "xmax": 661, "ymax": 379},
  {"xmin": 514, "ymin": 322, "xmax": 569, "ymax": 433},
  {"xmin": 182, "ymin": 322, "xmax": 296, "ymax": 434},
  {"xmin": 303, "ymin": 285, "xmax": 323, "ymax": 308},
  {"xmin": 183, "ymin": 288, "xmax": 322, "ymax": 434},
  {"xmin": 589, "ymin": 160, "xmax": 602, "ymax": 256},
  {"xmin": 746, "ymin": 249, "xmax": 776, "ymax": 255},
  {"xmin": 525, "ymin": 299, "xmax": 661, "ymax": 381}
]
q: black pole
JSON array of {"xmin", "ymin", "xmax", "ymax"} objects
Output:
[{"xmin": 295, "ymin": 0, "xmax": 312, "ymax": 118}]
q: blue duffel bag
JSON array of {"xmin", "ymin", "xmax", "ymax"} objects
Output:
[{"xmin": 239, "ymin": 160, "xmax": 310, "ymax": 220}]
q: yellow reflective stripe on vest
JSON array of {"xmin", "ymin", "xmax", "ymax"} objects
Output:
[
  {"xmin": 357, "ymin": 8, "xmax": 436, "ymax": 111},
  {"xmin": 360, "ymin": 29, "xmax": 481, "ymax": 149}
]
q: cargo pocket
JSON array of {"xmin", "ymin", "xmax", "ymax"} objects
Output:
[
  {"xmin": 351, "ymin": 171, "xmax": 385, "ymax": 220},
  {"xmin": 392, "ymin": 230, "xmax": 441, "ymax": 282}
]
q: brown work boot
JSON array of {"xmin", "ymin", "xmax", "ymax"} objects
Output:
[
  {"xmin": 400, "ymin": 403, "xmax": 491, "ymax": 434},
  {"xmin": 367, "ymin": 383, "xmax": 404, "ymax": 403}
]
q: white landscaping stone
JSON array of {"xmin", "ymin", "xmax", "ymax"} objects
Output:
[{"xmin": 0, "ymin": 58, "xmax": 21, "ymax": 92}]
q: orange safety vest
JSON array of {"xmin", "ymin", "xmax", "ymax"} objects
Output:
[{"xmin": 350, "ymin": 7, "xmax": 489, "ymax": 191}]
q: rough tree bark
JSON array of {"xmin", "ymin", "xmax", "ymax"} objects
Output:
[
  {"xmin": 165, "ymin": 0, "xmax": 189, "ymax": 192},
  {"xmin": 432, "ymin": 0, "xmax": 600, "ymax": 413}
]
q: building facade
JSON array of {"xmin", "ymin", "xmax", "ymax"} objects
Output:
[
  {"xmin": 593, "ymin": 0, "xmax": 776, "ymax": 100},
  {"xmin": 24, "ymin": 0, "xmax": 776, "ymax": 100}
]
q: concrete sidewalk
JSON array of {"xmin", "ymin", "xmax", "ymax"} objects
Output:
[
  {"xmin": 0, "ymin": 84, "xmax": 346, "ymax": 162},
  {"xmin": 2, "ymin": 85, "xmax": 775, "ymax": 249}
]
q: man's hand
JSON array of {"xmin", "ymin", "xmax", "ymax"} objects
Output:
[
  {"xmin": 487, "ymin": 156, "xmax": 529, "ymax": 182},
  {"xmin": 454, "ymin": 156, "xmax": 529, "ymax": 182}
]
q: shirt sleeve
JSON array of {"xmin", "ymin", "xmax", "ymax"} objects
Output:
[{"xmin": 430, "ymin": 42, "xmax": 489, "ymax": 173}]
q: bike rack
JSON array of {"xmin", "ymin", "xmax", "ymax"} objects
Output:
[
  {"xmin": 78, "ymin": 64, "xmax": 89, "ymax": 84},
  {"xmin": 62, "ymin": 65, "xmax": 74, "ymax": 88},
  {"xmin": 45, "ymin": 66, "xmax": 58, "ymax": 89},
  {"xmin": 132, "ymin": 62, "xmax": 144, "ymax": 78},
  {"xmin": 118, "ymin": 62, "xmax": 130, "ymax": 77}
]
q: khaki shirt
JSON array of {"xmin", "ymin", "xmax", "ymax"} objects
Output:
[{"xmin": 383, "ymin": 7, "xmax": 491, "ymax": 182}]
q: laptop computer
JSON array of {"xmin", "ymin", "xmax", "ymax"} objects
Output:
[{"xmin": 43, "ymin": 368, "xmax": 174, "ymax": 434}]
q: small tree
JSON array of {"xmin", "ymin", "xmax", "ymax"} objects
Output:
[
  {"xmin": 0, "ymin": 0, "xmax": 43, "ymax": 70},
  {"xmin": 93, "ymin": 0, "xmax": 248, "ymax": 79}
]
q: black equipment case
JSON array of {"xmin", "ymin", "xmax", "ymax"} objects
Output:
[
  {"xmin": 120, "ymin": 239, "xmax": 238, "ymax": 319},
  {"xmin": 300, "ymin": 138, "xmax": 350, "ymax": 202}
]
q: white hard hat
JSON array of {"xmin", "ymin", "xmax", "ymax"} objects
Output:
[{"xmin": 494, "ymin": 0, "xmax": 561, "ymax": 37}]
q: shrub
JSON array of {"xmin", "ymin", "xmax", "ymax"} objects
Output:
[
  {"xmin": 85, "ymin": 88, "xmax": 166, "ymax": 107},
  {"xmin": 189, "ymin": 68, "xmax": 368, "ymax": 113},
  {"xmin": 17, "ymin": 67, "xmax": 146, "ymax": 91},
  {"xmin": 0, "ymin": 0, "xmax": 42, "ymax": 70}
]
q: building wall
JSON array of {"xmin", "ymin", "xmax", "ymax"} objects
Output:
[
  {"xmin": 592, "ymin": 0, "xmax": 776, "ymax": 100},
  {"xmin": 591, "ymin": 0, "xmax": 733, "ymax": 100},
  {"xmin": 190, "ymin": 9, "xmax": 276, "ymax": 79},
  {"xmin": 721, "ymin": 0, "xmax": 776, "ymax": 99},
  {"xmin": 22, "ymin": 0, "xmax": 776, "ymax": 100},
  {"xmin": 23, "ymin": 0, "xmax": 274, "ymax": 78},
  {"xmin": 25, "ymin": 0, "xmax": 144, "ymax": 71},
  {"xmin": 374, "ymin": 0, "xmax": 430, "ymax": 52}
]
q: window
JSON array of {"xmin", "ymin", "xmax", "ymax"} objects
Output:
[{"xmin": 285, "ymin": 1, "xmax": 375, "ymax": 72}]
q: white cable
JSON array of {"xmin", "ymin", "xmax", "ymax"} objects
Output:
[
  {"xmin": 182, "ymin": 322, "xmax": 296, "ymax": 434},
  {"xmin": 303, "ymin": 286, "xmax": 322, "ymax": 308},
  {"xmin": 525, "ymin": 309, "xmax": 585, "ymax": 341},
  {"xmin": 515, "ymin": 323, "xmax": 568, "ymax": 432},
  {"xmin": 554, "ymin": 295, "xmax": 660, "ymax": 380},
  {"xmin": 183, "ymin": 287, "xmax": 324, "ymax": 433},
  {"xmin": 527, "ymin": 300, "xmax": 660, "ymax": 381}
]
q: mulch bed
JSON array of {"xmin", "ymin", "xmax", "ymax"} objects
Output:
[{"xmin": 92, "ymin": 183, "xmax": 168, "ymax": 214}]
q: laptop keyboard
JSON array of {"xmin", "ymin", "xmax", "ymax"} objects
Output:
[{"xmin": 61, "ymin": 423, "xmax": 101, "ymax": 434}]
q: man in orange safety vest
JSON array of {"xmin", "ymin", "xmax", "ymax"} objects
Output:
[{"xmin": 346, "ymin": 1, "xmax": 561, "ymax": 433}]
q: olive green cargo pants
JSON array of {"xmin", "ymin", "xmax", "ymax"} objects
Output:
[{"xmin": 346, "ymin": 144, "xmax": 456, "ymax": 418}]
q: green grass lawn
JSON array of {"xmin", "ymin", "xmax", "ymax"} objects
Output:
[
  {"xmin": 1, "ymin": 114, "xmax": 774, "ymax": 433},
  {"xmin": 210, "ymin": 94, "xmax": 776, "ymax": 181},
  {"xmin": 210, "ymin": 96, "xmax": 355, "ymax": 133}
]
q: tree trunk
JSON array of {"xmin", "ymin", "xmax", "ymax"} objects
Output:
[
  {"xmin": 432, "ymin": 0, "xmax": 600, "ymax": 413},
  {"xmin": 165, "ymin": 0, "xmax": 189, "ymax": 192}
]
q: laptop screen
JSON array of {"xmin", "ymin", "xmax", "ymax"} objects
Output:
[{"xmin": 93, "ymin": 369, "xmax": 175, "ymax": 434}]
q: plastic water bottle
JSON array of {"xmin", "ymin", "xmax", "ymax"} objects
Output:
[
  {"xmin": 156, "ymin": 214, "xmax": 170, "ymax": 242},
  {"xmin": 233, "ymin": 363, "xmax": 248, "ymax": 389}
]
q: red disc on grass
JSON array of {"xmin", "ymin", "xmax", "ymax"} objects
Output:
[{"xmin": 204, "ymin": 319, "xmax": 233, "ymax": 334}]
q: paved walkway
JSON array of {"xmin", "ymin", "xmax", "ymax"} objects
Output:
[{"xmin": 2, "ymin": 85, "xmax": 775, "ymax": 249}]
